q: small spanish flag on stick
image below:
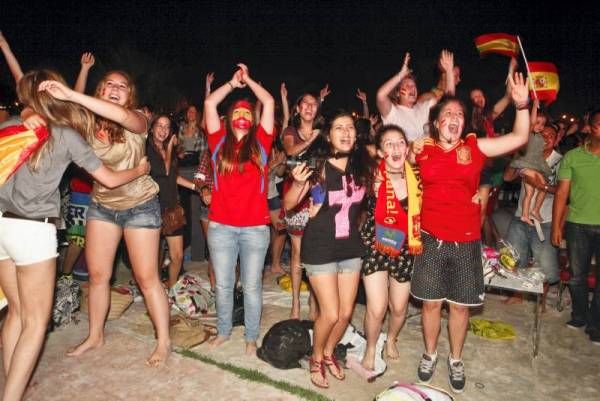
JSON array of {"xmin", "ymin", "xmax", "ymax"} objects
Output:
[
  {"xmin": 527, "ymin": 62, "xmax": 560, "ymax": 105},
  {"xmin": 475, "ymin": 33, "xmax": 519, "ymax": 58},
  {"xmin": 0, "ymin": 124, "xmax": 49, "ymax": 186}
]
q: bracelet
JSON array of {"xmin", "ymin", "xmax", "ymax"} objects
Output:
[
  {"xmin": 294, "ymin": 181, "xmax": 306, "ymax": 188},
  {"xmin": 515, "ymin": 99, "xmax": 530, "ymax": 111},
  {"xmin": 227, "ymin": 81, "xmax": 235, "ymax": 90}
]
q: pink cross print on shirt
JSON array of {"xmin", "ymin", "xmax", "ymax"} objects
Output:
[{"xmin": 328, "ymin": 176, "xmax": 365, "ymax": 238}]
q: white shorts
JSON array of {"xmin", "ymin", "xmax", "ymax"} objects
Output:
[{"xmin": 0, "ymin": 217, "xmax": 58, "ymax": 266}]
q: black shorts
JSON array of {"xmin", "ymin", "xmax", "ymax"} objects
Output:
[{"xmin": 410, "ymin": 231, "xmax": 484, "ymax": 306}]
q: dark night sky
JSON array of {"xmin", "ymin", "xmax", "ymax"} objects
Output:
[{"xmin": 2, "ymin": 0, "xmax": 599, "ymax": 119}]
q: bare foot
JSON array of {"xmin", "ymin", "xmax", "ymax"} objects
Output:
[
  {"xmin": 66, "ymin": 337, "xmax": 104, "ymax": 357},
  {"xmin": 245, "ymin": 341, "xmax": 257, "ymax": 356},
  {"xmin": 503, "ymin": 294, "xmax": 523, "ymax": 305},
  {"xmin": 530, "ymin": 210, "xmax": 542, "ymax": 222},
  {"xmin": 361, "ymin": 348, "xmax": 375, "ymax": 371},
  {"xmin": 208, "ymin": 335, "xmax": 230, "ymax": 348},
  {"xmin": 520, "ymin": 215, "xmax": 534, "ymax": 226},
  {"xmin": 385, "ymin": 340, "xmax": 400, "ymax": 360},
  {"xmin": 146, "ymin": 342, "xmax": 171, "ymax": 367}
]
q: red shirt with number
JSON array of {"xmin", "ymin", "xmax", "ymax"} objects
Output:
[
  {"xmin": 416, "ymin": 133, "xmax": 486, "ymax": 242},
  {"xmin": 207, "ymin": 124, "xmax": 273, "ymax": 227}
]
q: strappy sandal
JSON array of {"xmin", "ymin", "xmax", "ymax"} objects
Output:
[
  {"xmin": 323, "ymin": 354, "xmax": 345, "ymax": 381},
  {"xmin": 309, "ymin": 358, "xmax": 329, "ymax": 388}
]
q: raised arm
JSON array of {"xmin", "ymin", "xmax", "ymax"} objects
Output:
[
  {"xmin": 356, "ymin": 89, "xmax": 369, "ymax": 118},
  {"xmin": 377, "ymin": 52, "xmax": 411, "ymax": 118},
  {"xmin": 0, "ymin": 31, "xmax": 24, "ymax": 84},
  {"xmin": 74, "ymin": 52, "xmax": 95, "ymax": 93},
  {"xmin": 204, "ymin": 68, "xmax": 244, "ymax": 133},
  {"xmin": 491, "ymin": 57, "xmax": 518, "ymax": 120},
  {"xmin": 38, "ymin": 79, "xmax": 147, "ymax": 134},
  {"xmin": 238, "ymin": 63, "xmax": 274, "ymax": 134},
  {"xmin": 478, "ymin": 73, "xmax": 530, "ymax": 158},
  {"xmin": 419, "ymin": 50, "xmax": 455, "ymax": 101},
  {"xmin": 280, "ymin": 82, "xmax": 290, "ymax": 130}
]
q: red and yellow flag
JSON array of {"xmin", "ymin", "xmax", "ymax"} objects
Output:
[
  {"xmin": 0, "ymin": 124, "xmax": 50, "ymax": 186},
  {"xmin": 528, "ymin": 62, "xmax": 560, "ymax": 104},
  {"xmin": 475, "ymin": 33, "xmax": 519, "ymax": 58}
]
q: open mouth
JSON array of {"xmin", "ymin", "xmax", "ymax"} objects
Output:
[
  {"xmin": 391, "ymin": 155, "xmax": 403, "ymax": 162},
  {"xmin": 108, "ymin": 94, "xmax": 120, "ymax": 102},
  {"xmin": 448, "ymin": 123, "xmax": 459, "ymax": 134}
]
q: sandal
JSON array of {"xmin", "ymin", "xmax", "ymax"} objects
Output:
[
  {"xmin": 309, "ymin": 358, "xmax": 329, "ymax": 388},
  {"xmin": 323, "ymin": 354, "xmax": 345, "ymax": 381}
]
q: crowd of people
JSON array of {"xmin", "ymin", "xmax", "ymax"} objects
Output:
[{"xmin": 0, "ymin": 29, "xmax": 599, "ymax": 401}]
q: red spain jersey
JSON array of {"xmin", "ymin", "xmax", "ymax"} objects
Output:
[{"xmin": 416, "ymin": 133, "xmax": 486, "ymax": 242}]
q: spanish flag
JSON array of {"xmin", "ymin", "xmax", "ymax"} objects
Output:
[
  {"xmin": 0, "ymin": 124, "xmax": 50, "ymax": 186},
  {"xmin": 475, "ymin": 33, "xmax": 519, "ymax": 58},
  {"xmin": 528, "ymin": 62, "xmax": 560, "ymax": 104}
]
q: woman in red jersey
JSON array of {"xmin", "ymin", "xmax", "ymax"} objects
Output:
[{"xmin": 410, "ymin": 72, "xmax": 530, "ymax": 394}]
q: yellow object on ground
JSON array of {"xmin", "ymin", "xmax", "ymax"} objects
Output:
[
  {"xmin": 277, "ymin": 274, "xmax": 309, "ymax": 292},
  {"xmin": 469, "ymin": 318, "xmax": 516, "ymax": 340}
]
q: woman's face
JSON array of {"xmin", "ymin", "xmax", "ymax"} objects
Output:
[
  {"xmin": 328, "ymin": 116, "xmax": 356, "ymax": 153},
  {"xmin": 99, "ymin": 72, "xmax": 131, "ymax": 106},
  {"xmin": 186, "ymin": 106, "xmax": 198, "ymax": 122},
  {"xmin": 378, "ymin": 130, "xmax": 408, "ymax": 170},
  {"xmin": 436, "ymin": 101, "xmax": 465, "ymax": 145},
  {"xmin": 469, "ymin": 89, "xmax": 486, "ymax": 109},
  {"xmin": 153, "ymin": 117, "xmax": 171, "ymax": 143},
  {"xmin": 397, "ymin": 78, "xmax": 418, "ymax": 106},
  {"xmin": 297, "ymin": 94, "xmax": 318, "ymax": 123}
]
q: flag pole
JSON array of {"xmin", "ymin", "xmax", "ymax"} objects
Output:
[{"xmin": 517, "ymin": 35, "xmax": 538, "ymax": 100}]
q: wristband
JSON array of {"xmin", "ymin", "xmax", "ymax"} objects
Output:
[
  {"xmin": 515, "ymin": 99, "xmax": 530, "ymax": 110},
  {"xmin": 227, "ymin": 81, "xmax": 235, "ymax": 90}
]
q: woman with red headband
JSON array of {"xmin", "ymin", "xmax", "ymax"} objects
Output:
[{"xmin": 204, "ymin": 64, "xmax": 274, "ymax": 355}]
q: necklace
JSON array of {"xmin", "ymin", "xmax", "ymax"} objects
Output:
[{"xmin": 387, "ymin": 169, "xmax": 405, "ymax": 178}]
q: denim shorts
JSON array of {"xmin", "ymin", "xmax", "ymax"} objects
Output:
[
  {"xmin": 199, "ymin": 203, "xmax": 209, "ymax": 222},
  {"xmin": 267, "ymin": 196, "xmax": 282, "ymax": 211},
  {"xmin": 303, "ymin": 258, "xmax": 362, "ymax": 276},
  {"xmin": 87, "ymin": 196, "xmax": 161, "ymax": 229}
]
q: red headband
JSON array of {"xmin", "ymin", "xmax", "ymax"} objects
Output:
[{"xmin": 232, "ymin": 100, "xmax": 253, "ymax": 112}]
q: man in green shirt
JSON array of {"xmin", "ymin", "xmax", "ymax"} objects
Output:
[{"xmin": 552, "ymin": 109, "xmax": 600, "ymax": 344}]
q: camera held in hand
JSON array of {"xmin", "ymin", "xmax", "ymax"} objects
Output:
[{"xmin": 285, "ymin": 156, "xmax": 319, "ymax": 170}]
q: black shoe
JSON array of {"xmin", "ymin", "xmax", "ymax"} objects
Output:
[
  {"xmin": 566, "ymin": 319, "xmax": 586, "ymax": 329},
  {"xmin": 447, "ymin": 357, "xmax": 466, "ymax": 393},
  {"xmin": 417, "ymin": 353, "xmax": 437, "ymax": 383}
]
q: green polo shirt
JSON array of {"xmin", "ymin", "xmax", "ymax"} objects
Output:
[{"xmin": 558, "ymin": 145, "xmax": 600, "ymax": 225}]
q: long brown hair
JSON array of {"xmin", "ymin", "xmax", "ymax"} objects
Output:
[
  {"xmin": 216, "ymin": 101, "xmax": 264, "ymax": 175},
  {"xmin": 93, "ymin": 70, "xmax": 138, "ymax": 144},
  {"xmin": 17, "ymin": 69, "xmax": 95, "ymax": 171}
]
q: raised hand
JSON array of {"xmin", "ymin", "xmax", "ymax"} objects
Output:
[
  {"xmin": 280, "ymin": 82, "xmax": 288, "ymax": 99},
  {"xmin": 411, "ymin": 138, "xmax": 425, "ymax": 155},
  {"xmin": 319, "ymin": 84, "xmax": 331, "ymax": 101},
  {"xmin": 80, "ymin": 52, "xmax": 95, "ymax": 69},
  {"xmin": 369, "ymin": 113, "xmax": 379, "ymax": 127},
  {"xmin": 400, "ymin": 52, "xmax": 411, "ymax": 76},
  {"xmin": 230, "ymin": 68, "xmax": 245, "ymax": 88},
  {"xmin": 38, "ymin": 80, "xmax": 74, "ymax": 101},
  {"xmin": 508, "ymin": 72, "xmax": 529, "ymax": 109},
  {"xmin": 236, "ymin": 63, "xmax": 250, "ymax": 83},
  {"xmin": 0, "ymin": 31, "xmax": 7, "ymax": 48},
  {"xmin": 439, "ymin": 49, "xmax": 454, "ymax": 73},
  {"xmin": 356, "ymin": 88, "xmax": 367, "ymax": 103},
  {"xmin": 205, "ymin": 72, "xmax": 215, "ymax": 87}
]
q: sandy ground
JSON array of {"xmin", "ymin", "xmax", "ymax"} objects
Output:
[{"xmin": 1, "ymin": 259, "xmax": 599, "ymax": 401}]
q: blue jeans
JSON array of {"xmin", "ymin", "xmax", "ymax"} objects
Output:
[
  {"xmin": 207, "ymin": 221, "xmax": 269, "ymax": 341},
  {"xmin": 565, "ymin": 222, "xmax": 600, "ymax": 329},
  {"xmin": 87, "ymin": 196, "xmax": 161, "ymax": 229},
  {"xmin": 505, "ymin": 217, "xmax": 559, "ymax": 283}
]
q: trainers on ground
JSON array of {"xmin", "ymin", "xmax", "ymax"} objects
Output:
[
  {"xmin": 417, "ymin": 353, "xmax": 437, "ymax": 383},
  {"xmin": 447, "ymin": 357, "xmax": 466, "ymax": 393},
  {"xmin": 566, "ymin": 319, "xmax": 586, "ymax": 329}
]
